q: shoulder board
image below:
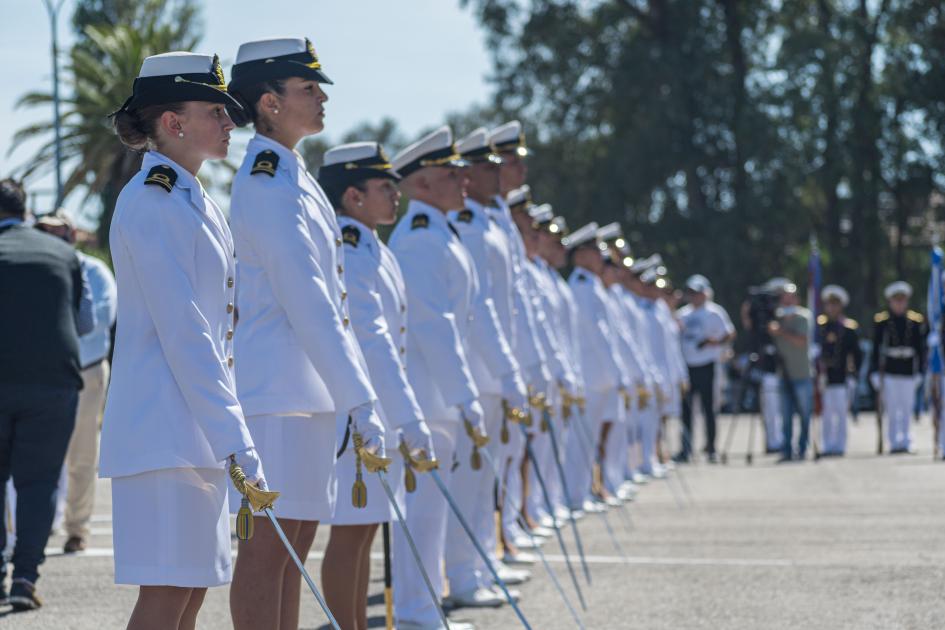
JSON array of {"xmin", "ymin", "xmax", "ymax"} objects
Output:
[
  {"xmin": 143, "ymin": 165, "xmax": 177, "ymax": 192},
  {"xmin": 251, "ymin": 150, "xmax": 279, "ymax": 177},
  {"xmin": 874, "ymin": 311, "xmax": 889, "ymax": 323},
  {"xmin": 411, "ymin": 213, "xmax": 429, "ymax": 230},
  {"xmin": 341, "ymin": 224, "xmax": 360, "ymax": 248},
  {"xmin": 843, "ymin": 318, "xmax": 858, "ymax": 330},
  {"xmin": 907, "ymin": 310, "xmax": 924, "ymax": 323},
  {"xmin": 456, "ymin": 209, "xmax": 474, "ymax": 223},
  {"xmin": 816, "ymin": 314, "xmax": 828, "ymax": 326}
]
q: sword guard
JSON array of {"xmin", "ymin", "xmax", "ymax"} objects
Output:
[
  {"xmin": 228, "ymin": 458, "xmax": 280, "ymax": 513},
  {"xmin": 463, "ymin": 418, "xmax": 490, "ymax": 448},
  {"xmin": 354, "ymin": 432, "xmax": 392, "ymax": 473},
  {"xmin": 399, "ymin": 441, "xmax": 439, "ymax": 472}
]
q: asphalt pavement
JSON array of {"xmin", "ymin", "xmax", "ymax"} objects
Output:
[{"xmin": 3, "ymin": 412, "xmax": 944, "ymax": 629}]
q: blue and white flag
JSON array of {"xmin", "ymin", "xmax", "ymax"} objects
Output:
[
  {"xmin": 808, "ymin": 236, "xmax": 822, "ymax": 345},
  {"xmin": 927, "ymin": 246, "xmax": 944, "ymax": 375}
]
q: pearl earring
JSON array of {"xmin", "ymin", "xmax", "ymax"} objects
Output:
[
  {"xmin": 178, "ymin": 131, "xmax": 184, "ymax": 139},
  {"xmin": 273, "ymin": 109, "xmax": 279, "ymax": 114},
  {"xmin": 357, "ymin": 201, "xmax": 363, "ymax": 207}
]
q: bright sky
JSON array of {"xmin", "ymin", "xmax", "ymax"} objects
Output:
[{"xmin": 0, "ymin": 0, "xmax": 493, "ymax": 224}]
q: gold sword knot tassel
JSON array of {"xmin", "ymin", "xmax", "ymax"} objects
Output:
[
  {"xmin": 462, "ymin": 417, "xmax": 489, "ymax": 470},
  {"xmin": 637, "ymin": 385, "xmax": 650, "ymax": 410},
  {"xmin": 620, "ymin": 387, "xmax": 631, "ymax": 412},
  {"xmin": 351, "ymin": 432, "xmax": 393, "ymax": 508},
  {"xmin": 228, "ymin": 458, "xmax": 280, "ymax": 541},
  {"xmin": 399, "ymin": 440, "xmax": 439, "ymax": 493}
]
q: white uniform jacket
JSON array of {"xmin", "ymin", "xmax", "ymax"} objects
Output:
[
  {"xmin": 568, "ymin": 267, "xmax": 622, "ymax": 394},
  {"xmin": 526, "ymin": 257, "xmax": 575, "ymax": 390},
  {"xmin": 230, "ymin": 134, "xmax": 376, "ymax": 419},
  {"xmin": 337, "ymin": 216, "xmax": 424, "ymax": 428},
  {"xmin": 606, "ymin": 284, "xmax": 648, "ymax": 387},
  {"xmin": 389, "ymin": 200, "xmax": 479, "ymax": 422},
  {"xmin": 620, "ymin": 288, "xmax": 663, "ymax": 388},
  {"xmin": 547, "ymin": 265, "xmax": 586, "ymax": 393},
  {"xmin": 100, "ymin": 151, "xmax": 253, "ymax": 478},
  {"xmin": 489, "ymin": 197, "xmax": 549, "ymax": 380},
  {"xmin": 449, "ymin": 201, "xmax": 520, "ymax": 395}
]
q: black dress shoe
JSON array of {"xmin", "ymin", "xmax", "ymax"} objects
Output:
[
  {"xmin": 671, "ymin": 452, "xmax": 690, "ymax": 463},
  {"xmin": 706, "ymin": 452, "xmax": 719, "ymax": 464},
  {"xmin": 63, "ymin": 536, "xmax": 86, "ymax": 554},
  {"xmin": 9, "ymin": 578, "xmax": 41, "ymax": 611}
]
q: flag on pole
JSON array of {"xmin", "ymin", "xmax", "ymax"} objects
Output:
[{"xmin": 927, "ymin": 246, "xmax": 944, "ymax": 375}]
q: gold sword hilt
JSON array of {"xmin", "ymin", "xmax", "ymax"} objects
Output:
[
  {"xmin": 351, "ymin": 432, "xmax": 392, "ymax": 508},
  {"xmin": 228, "ymin": 456, "xmax": 280, "ymax": 541}
]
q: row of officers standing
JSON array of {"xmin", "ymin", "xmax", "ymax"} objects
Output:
[{"xmin": 96, "ymin": 38, "xmax": 695, "ymax": 630}]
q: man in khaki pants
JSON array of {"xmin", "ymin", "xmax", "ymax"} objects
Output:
[{"xmin": 37, "ymin": 216, "xmax": 118, "ymax": 553}]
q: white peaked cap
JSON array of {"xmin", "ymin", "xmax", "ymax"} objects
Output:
[
  {"xmin": 528, "ymin": 203, "xmax": 554, "ymax": 224},
  {"xmin": 821, "ymin": 284, "xmax": 849, "ymax": 306},
  {"xmin": 235, "ymin": 37, "xmax": 311, "ymax": 63},
  {"xmin": 596, "ymin": 222, "xmax": 623, "ymax": 243},
  {"xmin": 884, "ymin": 281, "xmax": 912, "ymax": 299},
  {"xmin": 563, "ymin": 222, "xmax": 600, "ymax": 250},
  {"xmin": 391, "ymin": 126, "xmax": 465, "ymax": 178},
  {"xmin": 139, "ymin": 51, "xmax": 218, "ymax": 77},
  {"xmin": 506, "ymin": 185, "xmax": 531, "ymax": 207},
  {"xmin": 323, "ymin": 141, "xmax": 384, "ymax": 167}
]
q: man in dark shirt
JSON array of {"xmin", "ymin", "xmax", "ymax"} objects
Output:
[
  {"xmin": 816, "ymin": 285, "xmax": 862, "ymax": 456},
  {"xmin": 0, "ymin": 179, "xmax": 94, "ymax": 610},
  {"xmin": 870, "ymin": 281, "xmax": 926, "ymax": 454}
]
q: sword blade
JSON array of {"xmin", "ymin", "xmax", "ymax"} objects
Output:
[
  {"xmin": 375, "ymin": 470, "xmax": 451, "ymax": 630},
  {"xmin": 262, "ymin": 508, "xmax": 341, "ymax": 630},
  {"xmin": 429, "ymin": 468, "xmax": 534, "ymax": 630},
  {"xmin": 480, "ymin": 447, "xmax": 588, "ymax": 626},
  {"xmin": 521, "ymin": 424, "xmax": 591, "ymax": 586}
]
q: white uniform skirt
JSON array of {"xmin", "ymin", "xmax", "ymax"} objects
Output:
[
  {"xmin": 112, "ymin": 467, "xmax": 231, "ymax": 587},
  {"xmin": 329, "ymin": 428, "xmax": 404, "ymax": 526},
  {"xmin": 230, "ymin": 413, "xmax": 337, "ymax": 522}
]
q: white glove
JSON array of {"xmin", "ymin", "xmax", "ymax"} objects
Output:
[
  {"xmin": 399, "ymin": 419, "xmax": 436, "ymax": 459},
  {"xmin": 869, "ymin": 372, "xmax": 881, "ymax": 391},
  {"xmin": 501, "ymin": 370, "xmax": 528, "ymax": 412},
  {"xmin": 460, "ymin": 399, "xmax": 487, "ymax": 437},
  {"xmin": 350, "ymin": 402, "xmax": 386, "ymax": 457},
  {"xmin": 234, "ymin": 447, "xmax": 267, "ymax": 491}
]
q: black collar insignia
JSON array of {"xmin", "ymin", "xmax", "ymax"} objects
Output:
[
  {"xmin": 143, "ymin": 165, "xmax": 177, "ymax": 192},
  {"xmin": 411, "ymin": 213, "xmax": 429, "ymax": 230},
  {"xmin": 342, "ymin": 224, "xmax": 361, "ymax": 247},
  {"xmin": 457, "ymin": 208, "xmax": 474, "ymax": 223},
  {"xmin": 251, "ymin": 150, "xmax": 279, "ymax": 177}
]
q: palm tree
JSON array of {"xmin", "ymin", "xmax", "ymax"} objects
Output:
[{"xmin": 11, "ymin": 11, "xmax": 200, "ymax": 246}]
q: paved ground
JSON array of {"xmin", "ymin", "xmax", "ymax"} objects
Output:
[{"xmin": 3, "ymin": 412, "xmax": 945, "ymax": 629}]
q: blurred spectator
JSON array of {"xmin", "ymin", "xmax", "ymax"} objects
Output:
[
  {"xmin": 0, "ymin": 180, "xmax": 93, "ymax": 610},
  {"xmin": 768, "ymin": 281, "xmax": 813, "ymax": 462},
  {"xmin": 35, "ymin": 214, "xmax": 117, "ymax": 553}
]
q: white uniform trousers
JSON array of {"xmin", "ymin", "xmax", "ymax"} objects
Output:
[
  {"xmin": 526, "ymin": 391, "xmax": 563, "ymax": 523},
  {"xmin": 446, "ymin": 395, "xmax": 502, "ymax": 595},
  {"xmin": 638, "ymin": 401, "xmax": 660, "ymax": 476},
  {"xmin": 762, "ymin": 373, "xmax": 784, "ymax": 451},
  {"xmin": 820, "ymin": 384, "xmax": 849, "ymax": 455},
  {"xmin": 882, "ymin": 375, "xmax": 916, "ymax": 452},
  {"xmin": 393, "ymin": 420, "xmax": 459, "ymax": 626},
  {"xmin": 500, "ymin": 414, "xmax": 526, "ymax": 543},
  {"xmin": 603, "ymin": 400, "xmax": 629, "ymax": 494},
  {"xmin": 64, "ymin": 360, "xmax": 110, "ymax": 539}
]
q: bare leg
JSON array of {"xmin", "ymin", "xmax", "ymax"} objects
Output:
[
  {"xmin": 520, "ymin": 439, "xmax": 539, "ymax": 530},
  {"xmin": 280, "ymin": 520, "xmax": 318, "ymax": 630},
  {"xmin": 177, "ymin": 588, "xmax": 207, "ymax": 630},
  {"xmin": 127, "ymin": 586, "xmax": 191, "ymax": 630},
  {"xmin": 323, "ymin": 524, "xmax": 375, "ymax": 630},
  {"xmin": 356, "ymin": 524, "xmax": 379, "ymax": 630},
  {"xmin": 230, "ymin": 516, "xmax": 297, "ymax": 630},
  {"xmin": 596, "ymin": 421, "xmax": 613, "ymax": 499}
]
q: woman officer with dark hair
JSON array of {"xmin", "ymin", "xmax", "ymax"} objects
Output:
[{"xmin": 225, "ymin": 38, "xmax": 387, "ymax": 630}]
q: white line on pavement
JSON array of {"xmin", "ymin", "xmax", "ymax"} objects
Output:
[{"xmin": 47, "ymin": 547, "xmax": 793, "ymax": 567}]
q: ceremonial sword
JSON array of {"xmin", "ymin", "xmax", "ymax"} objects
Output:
[{"xmin": 228, "ymin": 457, "xmax": 342, "ymax": 630}]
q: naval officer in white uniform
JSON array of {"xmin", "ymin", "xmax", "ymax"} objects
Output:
[
  {"xmin": 318, "ymin": 142, "xmax": 436, "ymax": 630},
  {"xmin": 445, "ymin": 129, "xmax": 531, "ymax": 607},
  {"xmin": 101, "ymin": 52, "xmax": 263, "ymax": 630},
  {"xmin": 388, "ymin": 127, "xmax": 482, "ymax": 630},
  {"xmin": 226, "ymin": 37, "xmax": 386, "ymax": 630}
]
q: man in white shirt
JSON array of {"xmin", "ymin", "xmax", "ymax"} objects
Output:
[{"xmin": 675, "ymin": 275, "xmax": 735, "ymax": 463}]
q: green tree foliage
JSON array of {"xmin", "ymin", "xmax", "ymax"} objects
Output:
[
  {"xmin": 12, "ymin": 0, "xmax": 202, "ymax": 247},
  {"xmin": 461, "ymin": 0, "xmax": 945, "ymax": 319}
]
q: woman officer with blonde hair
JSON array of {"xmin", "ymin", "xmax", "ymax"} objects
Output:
[{"xmin": 101, "ymin": 52, "xmax": 265, "ymax": 630}]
